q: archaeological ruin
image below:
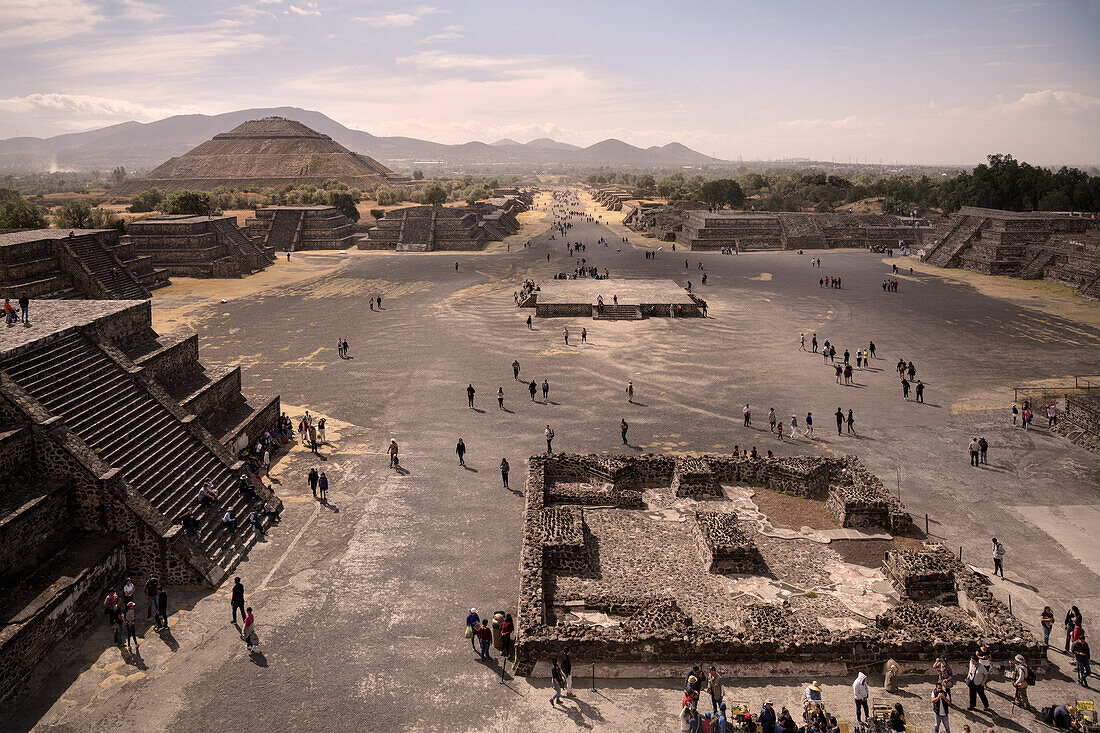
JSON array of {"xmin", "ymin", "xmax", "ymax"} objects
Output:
[
  {"xmin": 0, "ymin": 300, "xmax": 281, "ymax": 703},
  {"xmin": 126, "ymin": 215, "xmax": 275, "ymax": 277},
  {"xmin": 1, "ymin": 229, "xmax": 166, "ymax": 300},
  {"xmin": 519, "ymin": 278, "xmax": 705, "ymax": 318},
  {"xmin": 362, "ymin": 195, "xmax": 532, "ymax": 251},
  {"xmin": 622, "ymin": 201, "xmax": 710, "ymax": 242},
  {"xmin": 921, "ymin": 207, "xmax": 1100, "ymax": 299},
  {"xmin": 244, "ymin": 205, "xmax": 358, "ymax": 252},
  {"xmin": 514, "ymin": 453, "xmax": 1042, "ymax": 678},
  {"xmin": 117, "ymin": 117, "xmax": 407, "ymax": 194},
  {"xmin": 676, "ymin": 212, "xmax": 927, "ymax": 251}
]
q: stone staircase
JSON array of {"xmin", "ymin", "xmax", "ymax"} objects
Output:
[
  {"xmin": 593, "ymin": 304, "xmax": 643, "ymax": 320},
  {"xmin": 1017, "ymin": 249, "xmax": 1056, "ymax": 280},
  {"xmin": 60, "ymin": 234, "xmax": 149, "ymax": 299},
  {"xmin": 0, "ymin": 333, "xmax": 265, "ymax": 570},
  {"xmin": 265, "ymin": 210, "xmax": 303, "ymax": 251},
  {"xmin": 925, "ymin": 215, "xmax": 985, "ymax": 267},
  {"xmin": 212, "ymin": 217, "xmax": 273, "ymax": 263}
]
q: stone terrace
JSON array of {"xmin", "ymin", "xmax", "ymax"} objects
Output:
[{"xmin": 522, "ymin": 278, "xmax": 704, "ymax": 318}]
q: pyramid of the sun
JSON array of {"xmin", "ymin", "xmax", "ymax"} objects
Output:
[{"xmin": 120, "ymin": 117, "xmax": 400, "ymax": 192}]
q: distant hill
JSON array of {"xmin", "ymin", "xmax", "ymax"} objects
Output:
[{"xmin": 0, "ymin": 107, "xmax": 725, "ymax": 173}]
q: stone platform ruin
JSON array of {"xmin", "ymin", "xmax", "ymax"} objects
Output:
[
  {"xmin": 519, "ymin": 278, "xmax": 705, "ymax": 319},
  {"xmin": 676, "ymin": 212, "xmax": 926, "ymax": 251},
  {"xmin": 126, "ymin": 215, "xmax": 275, "ymax": 277},
  {"xmin": 0, "ymin": 300, "xmax": 282, "ymax": 704},
  {"xmin": 922, "ymin": 207, "xmax": 1100, "ymax": 299},
  {"xmin": 1, "ymin": 229, "xmax": 166, "ymax": 300},
  {"xmin": 361, "ymin": 194, "xmax": 533, "ymax": 251},
  {"xmin": 515, "ymin": 453, "xmax": 1041, "ymax": 678},
  {"xmin": 245, "ymin": 205, "xmax": 358, "ymax": 252}
]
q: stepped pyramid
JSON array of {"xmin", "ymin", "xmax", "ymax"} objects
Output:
[{"xmin": 119, "ymin": 117, "xmax": 401, "ymax": 193}]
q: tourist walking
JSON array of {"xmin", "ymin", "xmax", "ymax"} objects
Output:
[
  {"xmin": 318, "ymin": 471, "xmax": 328, "ymax": 502},
  {"xmin": 1012, "ymin": 654, "xmax": 1031, "ymax": 709},
  {"xmin": 512, "ymin": 360, "xmax": 521, "ymax": 380},
  {"xmin": 154, "ymin": 586, "xmax": 169, "ymax": 630},
  {"xmin": 1073, "ymin": 633, "xmax": 1091, "ymax": 687},
  {"xmin": 563, "ymin": 326, "xmax": 569, "ymax": 345},
  {"xmin": 853, "ymin": 672, "xmax": 870, "ymax": 723},
  {"xmin": 768, "ymin": 408, "xmax": 777, "ymax": 432},
  {"xmin": 465, "ymin": 608, "xmax": 479, "ymax": 651},
  {"xmin": 542, "ymin": 379, "xmax": 549, "ymax": 401},
  {"xmin": 835, "ymin": 408, "xmax": 844, "ymax": 435},
  {"xmin": 992, "ymin": 537, "xmax": 1005, "ymax": 577},
  {"xmin": 847, "ymin": 409, "xmax": 855, "ymax": 434},
  {"xmin": 1066, "ymin": 606, "xmax": 1083, "ymax": 653},
  {"xmin": 757, "ymin": 701, "xmax": 775, "ymax": 733},
  {"xmin": 500, "ymin": 458, "xmax": 509, "ymax": 489},
  {"xmin": 549, "ymin": 658, "xmax": 565, "ymax": 705},
  {"xmin": 743, "ymin": 404, "xmax": 751, "ymax": 426},
  {"xmin": 499, "ymin": 613, "xmax": 514, "ymax": 682},
  {"xmin": 805, "ymin": 412, "xmax": 814, "ymax": 438},
  {"xmin": 1048, "ymin": 404, "xmax": 1058, "ymax": 428},
  {"xmin": 497, "ymin": 387, "xmax": 505, "ymax": 410},
  {"xmin": 706, "ymin": 666, "xmax": 723, "ymax": 714},
  {"xmin": 965, "ymin": 653, "xmax": 990, "ymax": 711},
  {"xmin": 467, "ymin": 384, "xmax": 476, "ymax": 408},
  {"xmin": 627, "ymin": 381, "xmax": 634, "ymax": 403},
  {"xmin": 545, "ymin": 425, "xmax": 554, "ymax": 453},
  {"xmin": 145, "ymin": 574, "xmax": 158, "ymax": 620},
  {"xmin": 242, "ymin": 607, "xmax": 257, "ymax": 652},
  {"xmin": 231, "ymin": 577, "xmax": 245, "ymax": 623},
  {"xmin": 978, "ymin": 436, "xmax": 988, "ymax": 464},
  {"xmin": 309, "ymin": 467, "xmax": 319, "ymax": 498},
  {"xmin": 124, "ymin": 602, "xmax": 137, "ymax": 651},
  {"xmin": 456, "ymin": 438, "xmax": 467, "ymax": 466},
  {"xmin": 18, "ymin": 292, "xmax": 29, "ymax": 324},
  {"xmin": 915, "ymin": 380, "xmax": 925, "ymax": 403},
  {"xmin": 621, "ymin": 418, "xmax": 629, "ymax": 445},
  {"xmin": 581, "ymin": 328, "xmax": 586, "ymax": 343},
  {"xmin": 476, "ymin": 618, "xmax": 492, "ymax": 660},
  {"xmin": 799, "ymin": 333, "xmax": 806, "ymax": 351},
  {"xmin": 968, "ymin": 437, "xmax": 981, "ymax": 467},
  {"xmin": 528, "ymin": 380, "xmax": 537, "ymax": 400},
  {"xmin": 562, "ymin": 649, "xmax": 574, "ymax": 697}
]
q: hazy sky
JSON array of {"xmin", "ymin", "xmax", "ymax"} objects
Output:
[{"xmin": 1, "ymin": 0, "xmax": 1098, "ymax": 164}]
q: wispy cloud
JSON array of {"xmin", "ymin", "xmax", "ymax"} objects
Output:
[
  {"xmin": 779, "ymin": 116, "xmax": 866, "ymax": 130},
  {"xmin": 288, "ymin": 2, "xmax": 320, "ymax": 17},
  {"xmin": 118, "ymin": 0, "xmax": 166, "ymax": 22},
  {"xmin": 415, "ymin": 24, "xmax": 464, "ymax": 44},
  {"xmin": 356, "ymin": 5, "xmax": 441, "ymax": 28},
  {"xmin": 0, "ymin": 0, "xmax": 101, "ymax": 47}
]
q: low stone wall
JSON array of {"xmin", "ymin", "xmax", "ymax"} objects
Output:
[
  {"xmin": 538, "ymin": 507, "xmax": 590, "ymax": 575},
  {"xmin": 183, "ymin": 366, "xmax": 242, "ymax": 420},
  {"xmin": 883, "ymin": 548, "xmax": 956, "ymax": 601},
  {"xmin": 0, "ymin": 483, "xmax": 70, "ymax": 579},
  {"xmin": 1065, "ymin": 393, "xmax": 1100, "ymax": 436},
  {"xmin": 672, "ymin": 457, "xmax": 720, "ymax": 498},
  {"xmin": 134, "ymin": 332, "xmax": 199, "ymax": 389},
  {"xmin": 223, "ymin": 395, "xmax": 281, "ymax": 455},
  {"xmin": 694, "ymin": 511, "xmax": 760, "ymax": 573},
  {"xmin": 0, "ymin": 538, "xmax": 125, "ymax": 710}
]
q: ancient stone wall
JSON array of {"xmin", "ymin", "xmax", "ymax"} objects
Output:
[{"xmin": 694, "ymin": 511, "xmax": 760, "ymax": 574}]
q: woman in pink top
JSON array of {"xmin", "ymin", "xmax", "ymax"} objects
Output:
[{"xmin": 242, "ymin": 607, "xmax": 256, "ymax": 651}]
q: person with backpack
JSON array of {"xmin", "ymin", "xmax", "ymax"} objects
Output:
[
  {"xmin": 992, "ymin": 538, "xmax": 1005, "ymax": 578},
  {"xmin": 1012, "ymin": 654, "xmax": 1032, "ymax": 709}
]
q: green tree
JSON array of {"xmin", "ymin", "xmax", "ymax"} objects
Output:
[
  {"xmin": 699, "ymin": 179, "xmax": 746, "ymax": 209},
  {"xmin": 109, "ymin": 166, "xmax": 126, "ymax": 186},
  {"xmin": 465, "ymin": 187, "xmax": 490, "ymax": 206},
  {"xmin": 329, "ymin": 190, "xmax": 360, "ymax": 221},
  {"xmin": 0, "ymin": 187, "xmax": 21, "ymax": 203},
  {"xmin": 55, "ymin": 200, "xmax": 93, "ymax": 228},
  {"xmin": 163, "ymin": 190, "xmax": 214, "ymax": 216},
  {"xmin": 86, "ymin": 207, "xmax": 127, "ymax": 233},
  {"xmin": 129, "ymin": 188, "xmax": 166, "ymax": 213},
  {"xmin": 0, "ymin": 199, "xmax": 49, "ymax": 228},
  {"xmin": 370, "ymin": 209, "xmax": 384, "ymax": 220},
  {"xmin": 412, "ymin": 169, "xmax": 425, "ymax": 180},
  {"xmin": 422, "ymin": 183, "xmax": 447, "ymax": 206}
]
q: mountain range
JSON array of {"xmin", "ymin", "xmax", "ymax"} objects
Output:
[{"xmin": 0, "ymin": 107, "xmax": 723, "ymax": 173}]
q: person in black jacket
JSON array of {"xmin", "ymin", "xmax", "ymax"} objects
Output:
[
  {"xmin": 231, "ymin": 577, "xmax": 245, "ymax": 623},
  {"xmin": 561, "ymin": 649, "xmax": 573, "ymax": 697}
]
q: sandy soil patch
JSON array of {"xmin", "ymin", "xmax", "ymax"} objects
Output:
[{"xmin": 749, "ymin": 488, "xmax": 839, "ymax": 530}]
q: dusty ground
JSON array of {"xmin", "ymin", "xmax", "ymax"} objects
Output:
[{"xmin": 9, "ymin": 187, "xmax": 1100, "ymax": 733}]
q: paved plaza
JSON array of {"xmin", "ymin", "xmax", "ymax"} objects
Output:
[{"xmin": 11, "ymin": 190, "xmax": 1100, "ymax": 732}]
